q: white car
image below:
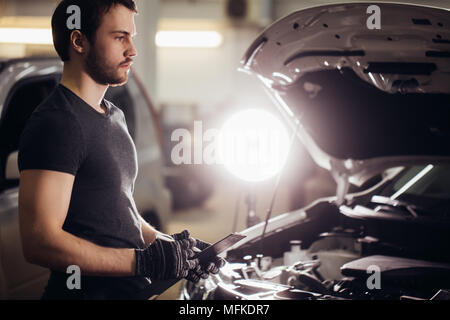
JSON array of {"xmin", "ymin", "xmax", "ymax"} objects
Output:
[{"xmin": 182, "ymin": 2, "xmax": 450, "ymax": 300}]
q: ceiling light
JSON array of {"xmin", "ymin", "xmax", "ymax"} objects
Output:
[
  {"xmin": 0, "ymin": 28, "xmax": 52, "ymax": 45},
  {"xmin": 155, "ymin": 31, "xmax": 223, "ymax": 48}
]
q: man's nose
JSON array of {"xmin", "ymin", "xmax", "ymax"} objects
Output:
[{"xmin": 127, "ymin": 40, "xmax": 138, "ymax": 58}]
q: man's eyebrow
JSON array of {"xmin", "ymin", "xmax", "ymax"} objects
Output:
[{"xmin": 110, "ymin": 31, "xmax": 137, "ymax": 37}]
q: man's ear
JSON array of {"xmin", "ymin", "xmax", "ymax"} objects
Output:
[{"xmin": 69, "ymin": 30, "xmax": 87, "ymax": 55}]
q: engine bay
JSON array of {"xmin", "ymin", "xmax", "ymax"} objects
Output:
[{"xmin": 184, "ymin": 198, "xmax": 450, "ymax": 301}]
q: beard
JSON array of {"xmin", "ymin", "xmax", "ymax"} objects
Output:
[{"xmin": 84, "ymin": 44, "xmax": 129, "ymax": 86}]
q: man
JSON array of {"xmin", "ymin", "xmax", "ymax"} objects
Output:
[{"xmin": 17, "ymin": 0, "xmax": 224, "ymax": 300}]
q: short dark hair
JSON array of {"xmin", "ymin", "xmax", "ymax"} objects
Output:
[{"xmin": 51, "ymin": 0, "xmax": 137, "ymax": 61}]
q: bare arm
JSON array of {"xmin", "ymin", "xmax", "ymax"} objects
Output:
[
  {"xmin": 18, "ymin": 169, "xmax": 136, "ymax": 277},
  {"xmin": 139, "ymin": 215, "xmax": 157, "ymax": 247}
]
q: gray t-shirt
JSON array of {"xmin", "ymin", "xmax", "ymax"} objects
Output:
[{"xmin": 18, "ymin": 84, "xmax": 152, "ymax": 299}]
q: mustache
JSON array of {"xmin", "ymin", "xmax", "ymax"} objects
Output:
[{"xmin": 119, "ymin": 59, "xmax": 134, "ymax": 66}]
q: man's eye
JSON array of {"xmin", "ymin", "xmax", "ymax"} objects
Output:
[{"xmin": 116, "ymin": 36, "xmax": 125, "ymax": 41}]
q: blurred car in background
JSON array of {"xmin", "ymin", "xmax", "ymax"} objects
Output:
[
  {"xmin": 0, "ymin": 56, "xmax": 171, "ymax": 299},
  {"xmin": 181, "ymin": 2, "xmax": 450, "ymax": 300}
]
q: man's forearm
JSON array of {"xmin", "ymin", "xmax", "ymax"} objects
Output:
[
  {"xmin": 27, "ymin": 216, "xmax": 158, "ymax": 276},
  {"xmin": 139, "ymin": 215, "xmax": 157, "ymax": 247},
  {"xmin": 28, "ymin": 229, "xmax": 136, "ymax": 277}
]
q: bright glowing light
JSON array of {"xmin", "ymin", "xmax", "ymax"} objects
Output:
[
  {"xmin": 218, "ymin": 109, "xmax": 290, "ymax": 182},
  {"xmin": 155, "ymin": 31, "xmax": 223, "ymax": 48},
  {"xmin": 0, "ymin": 28, "xmax": 52, "ymax": 44}
]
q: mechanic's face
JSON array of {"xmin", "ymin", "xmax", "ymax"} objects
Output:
[{"xmin": 84, "ymin": 4, "xmax": 137, "ymax": 86}]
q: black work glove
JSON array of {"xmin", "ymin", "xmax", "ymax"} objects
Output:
[
  {"xmin": 134, "ymin": 234, "xmax": 199, "ymax": 281},
  {"xmin": 172, "ymin": 231, "xmax": 226, "ymax": 283}
]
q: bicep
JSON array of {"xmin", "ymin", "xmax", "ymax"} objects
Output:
[
  {"xmin": 18, "ymin": 110, "xmax": 85, "ymax": 176},
  {"xmin": 18, "ymin": 169, "xmax": 75, "ymax": 239}
]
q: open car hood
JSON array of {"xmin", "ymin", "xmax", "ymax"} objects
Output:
[{"xmin": 240, "ymin": 2, "xmax": 450, "ymax": 203}]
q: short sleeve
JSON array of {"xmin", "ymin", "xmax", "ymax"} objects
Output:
[{"xmin": 18, "ymin": 110, "xmax": 85, "ymax": 176}]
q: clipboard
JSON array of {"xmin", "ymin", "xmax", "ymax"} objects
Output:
[{"xmin": 191, "ymin": 233, "xmax": 246, "ymax": 264}]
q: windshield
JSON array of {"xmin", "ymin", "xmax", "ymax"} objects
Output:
[
  {"xmin": 383, "ymin": 165, "xmax": 450, "ymax": 200},
  {"xmin": 373, "ymin": 164, "xmax": 450, "ymax": 218}
]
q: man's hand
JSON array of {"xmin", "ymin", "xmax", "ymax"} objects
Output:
[
  {"xmin": 134, "ymin": 234, "xmax": 199, "ymax": 281},
  {"xmin": 172, "ymin": 231, "xmax": 226, "ymax": 283}
]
